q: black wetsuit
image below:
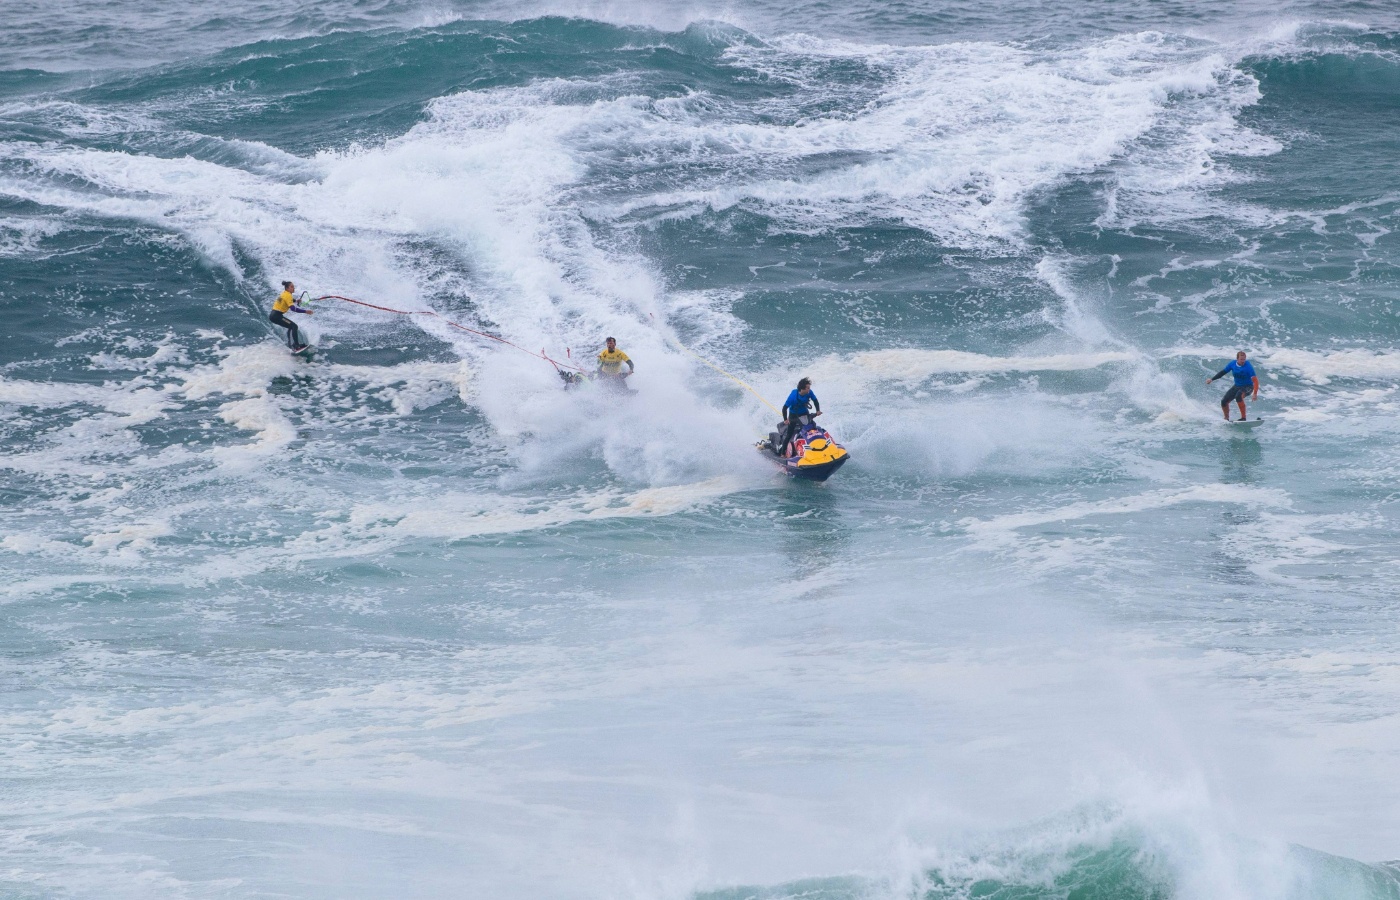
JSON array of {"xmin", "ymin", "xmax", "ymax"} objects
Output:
[
  {"xmin": 1221, "ymin": 383, "xmax": 1251, "ymax": 406},
  {"xmin": 269, "ymin": 310, "xmax": 302, "ymax": 349},
  {"xmin": 779, "ymin": 391, "xmax": 820, "ymax": 456}
]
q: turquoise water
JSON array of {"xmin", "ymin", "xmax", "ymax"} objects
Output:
[{"xmin": 5, "ymin": 1, "xmax": 1400, "ymax": 897}]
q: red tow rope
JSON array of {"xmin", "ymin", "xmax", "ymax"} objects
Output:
[{"xmin": 313, "ymin": 295, "xmax": 587, "ymax": 374}]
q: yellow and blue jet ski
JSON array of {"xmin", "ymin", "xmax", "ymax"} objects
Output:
[{"xmin": 757, "ymin": 418, "xmax": 850, "ymax": 481}]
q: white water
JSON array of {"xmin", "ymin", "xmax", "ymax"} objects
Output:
[{"xmin": 3, "ymin": 3, "xmax": 1400, "ymax": 897}]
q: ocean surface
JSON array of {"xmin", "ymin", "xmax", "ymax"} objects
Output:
[{"xmin": 5, "ymin": 0, "xmax": 1400, "ymax": 897}]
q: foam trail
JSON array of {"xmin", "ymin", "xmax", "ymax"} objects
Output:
[
  {"xmin": 962, "ymin": 483, "xmax": 1292, "ymax": 540},
  {"xmin": 588, "ymin": 28, "xmax": 1280, "ymax": 251}
]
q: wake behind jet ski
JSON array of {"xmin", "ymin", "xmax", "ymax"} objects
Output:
[{"xmin": 755, "ymin": 377, "xmax": 849, "ymax": 481}]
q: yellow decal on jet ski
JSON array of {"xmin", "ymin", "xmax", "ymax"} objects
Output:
[{"xmin": 796, "ymin": 438, "xmax": 848, "ymax": 467}]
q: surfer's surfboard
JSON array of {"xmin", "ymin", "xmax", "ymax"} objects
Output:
[
  {"xmin": 1225, "ymin": 418, "xmax": 1263, "ymax": 430},
  {"xmin": 291, "ymin": 344, "xmax": 315, "ymax": 359}
]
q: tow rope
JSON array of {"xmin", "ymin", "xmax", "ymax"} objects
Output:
[
  {"xmin": 304, "ymin": 296, "xmax": 778, "ymax": 409},
  {"xmin": 650, "ymin": 314, "xmax": 781, "ymax": 416},
  {"xmin": 311, "ymin": 295, "xmax": 587, "ymax": 374}
]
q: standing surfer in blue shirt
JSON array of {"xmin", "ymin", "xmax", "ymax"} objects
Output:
[
  {"xmin": 778, "ymin": 377, "xmax": 821, "ymax": 456},
  {"xmin": 1206, "ymin": 351, "xmax": 1259, "ymax": 421}
]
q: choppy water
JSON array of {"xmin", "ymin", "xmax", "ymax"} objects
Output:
[{"xmin": 5, "ymin": 1, "xmax": 1400, "ymax": 897}]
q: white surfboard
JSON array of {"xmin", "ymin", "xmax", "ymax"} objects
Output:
[{"xmin": 1225, "ymin": 418, "xmax": 1263, "ymax": 430}]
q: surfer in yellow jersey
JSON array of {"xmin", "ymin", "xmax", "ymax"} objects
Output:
[
  {"xmin": 269, "ymin": 280, "xmax": 313, "ymax": 351},
  {"xmin": 596, "ymin": 337, "xmax": 634, "ymax": 389}
]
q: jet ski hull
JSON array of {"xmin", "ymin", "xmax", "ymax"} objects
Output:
[
  {"xmin": 785, "ymin": 454, "xmax": 847, "ymax": 481},
  {"xmin": 757, "ymin": 421, "xmax": 850, "ymax": 482}
]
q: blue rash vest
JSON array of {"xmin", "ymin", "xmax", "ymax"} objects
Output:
[
  {"xmin": 784, "ymin": 389, "xmax": 818, "ymax": 417},
  {"xmin": 1217, "ymin": 360, "xmax": 1257, "ymax": 386}
]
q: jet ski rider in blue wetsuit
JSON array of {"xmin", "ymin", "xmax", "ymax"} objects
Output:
[
  {"xmin": 778, "ymin": 377, "xmax": 821, "ymax": 456},
  {"xmin": 1206, "ymin": 350, "xmax": 1260, "ymax": 421}
]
